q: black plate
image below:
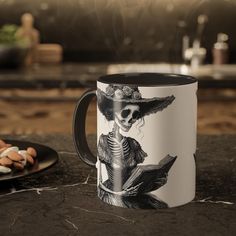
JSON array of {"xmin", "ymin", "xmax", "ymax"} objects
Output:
[{"xmin": 0, "ymin": 140, "xmax": 58, "ymax": 181}]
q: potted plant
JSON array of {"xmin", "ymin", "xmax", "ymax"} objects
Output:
[{"xmin": 0, "ymin": 24, "xmax": 29, "ymax": 68}]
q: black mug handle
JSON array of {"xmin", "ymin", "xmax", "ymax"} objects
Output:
[{"xmin": 73, "ymin": 89, "xmax": 97, "ymax": 168}]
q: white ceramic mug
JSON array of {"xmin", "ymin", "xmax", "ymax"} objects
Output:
[{"xmin": 73, "ymin": 73, "xmax": 198, "ymax": 209}]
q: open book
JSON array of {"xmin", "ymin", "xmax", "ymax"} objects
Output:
[{"xmin": 123, "ymin": 155, "xmax": 177, "ymax": 193}]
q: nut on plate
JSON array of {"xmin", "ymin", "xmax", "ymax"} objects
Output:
[
  {"xmin": 0, "ymin": 165, "xmax": 11, "ymax": 174},
  {"xmin": 27, "ymin": 147, "xmax": 37, "ymax": 158},
  {"xmin": 26, "ymin": 154, "xmax": 34, "ymax": 165},
  {"xmin": 0, "ymin": 140, "xmax": 7, "ymax": 148},
  {"xmin": 0, "ymin": 147, "xmax": 8, "ymax": 154},
  {"xmin": 0, "ymin": 146, "xmax": 19, "ymax": 158},
  {"xmin": 13, "ymin": 162, "xmax": 24, "ymax": 170},
  {"xmin": 7, "ymin": 151, "xmax": 24, "ymax": 162},
  {"xmin": 0, "ymin": 139, "xmax": 38, "ymax": 174},
  {"xmin": 0, "ymin": 157, "xmax": 13, "ymax": 167}
]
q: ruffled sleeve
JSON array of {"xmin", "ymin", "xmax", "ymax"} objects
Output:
[
  {"xmin": 97, "ymin": 134, "xmax": 112, "ymax": 164},
  {"xmin": 128, "ymin": 138, "xmax": 147, "ymax": 164}
]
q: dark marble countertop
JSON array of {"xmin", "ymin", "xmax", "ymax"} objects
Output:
[
  {"xmin": 0, "ymin": 63, "xmax": 235, "ymax": 89},
  {"xmin": 0, "ymin": 134, "xmax": 235, "ymax": 236},
  {"xmin": 0, "ymin": 63, "xmax": 106, "ymax": 89}
]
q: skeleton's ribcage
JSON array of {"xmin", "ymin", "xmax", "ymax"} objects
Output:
[
  {"xmin": 107, "ymin": 135, "xmax": 130, "ymax": 161},
  {"xmin": 105, "ymin": 135, "xmax": 133, "ymax": 191}
]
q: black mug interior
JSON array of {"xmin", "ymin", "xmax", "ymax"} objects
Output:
[{"xmin": 98, "ymin": 73, "xmax": 197, "ymax": 86}]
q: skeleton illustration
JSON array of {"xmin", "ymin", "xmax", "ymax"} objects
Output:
[
  {"xmin": 115, "ymin": 104, "xmax": 140, "ymax": 132},
  {"xmin": 97, "ymin": 85, "xmax": 176, "ymax": 208}
]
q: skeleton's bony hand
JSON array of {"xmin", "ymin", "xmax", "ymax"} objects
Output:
[
  {"xmin": 123, "ymin": 182, "xmax": 143, "ymax": 196},
  {"xmin": 138, "ymin": 176, "xmax": 168, "ymax": 193},
  {"xmin": 153, "ymin": 176, "xmax": 167, "ymax": 189}
]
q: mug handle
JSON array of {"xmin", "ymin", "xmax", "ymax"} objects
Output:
[{"xmin": 73, "ymin": 89, "xmax": 97, "ymax": 168}]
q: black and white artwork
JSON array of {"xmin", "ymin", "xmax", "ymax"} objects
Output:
[{"xmin": 97, "ymin": 84, "xmax": 177, "ymax": 209}]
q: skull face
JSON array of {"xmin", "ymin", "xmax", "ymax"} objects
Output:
[{"xmin": 114, "ymin": 104, "xmax": 140, "ymax": 132}]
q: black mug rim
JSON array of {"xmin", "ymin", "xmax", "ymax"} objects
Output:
[{"xmin": 98, "ymin": 73, "xmax": 197, "ymax": 86}]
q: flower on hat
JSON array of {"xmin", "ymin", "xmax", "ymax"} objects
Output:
[
  {"xmin": 122, "ymin": 86, "xmax": 133, "ymax": 97},
  {"xmin": 114, "ymin": 89, "xmax": 124, "ymax": 99},
  {"xmin": 106, "ymin": 85, "xmax": 115, "ymax": 96},
  {"xmin": 105, "ymin": 85, "xmax": 142, "ymax": 100},
  {"xmin": 132, "ymin": 91, "xmax": 141, "ymax": 99}
]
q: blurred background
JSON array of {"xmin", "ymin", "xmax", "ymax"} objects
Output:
[{"xmin": 0, "ymin": 0, "xmax": 235, "ymax": 136}]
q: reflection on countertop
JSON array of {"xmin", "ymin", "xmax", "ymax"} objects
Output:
[
  {"xmin": 0, "ymin": 63, "xmax": 235, "ymax": 89},
  {"xmin": 107, "ymin": 63, "xmax": 236, "ymax": 80},
  {"xmin": 0, "ymin": 63, "xmax": 235, "ymax": 135}
]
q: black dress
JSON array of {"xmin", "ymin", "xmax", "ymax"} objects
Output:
[{"xmin": 97, "ymin": 132, "xmax": 168, "ymax": 209}]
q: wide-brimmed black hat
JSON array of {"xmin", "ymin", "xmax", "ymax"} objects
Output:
[{"xmin": 97, "ymin": 85, "xmax": 175, "ymax": 121}]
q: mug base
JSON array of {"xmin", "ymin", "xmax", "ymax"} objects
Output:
[{"xmin": 98, "ymin": 186, "xmax": 195, "ymax": 209}]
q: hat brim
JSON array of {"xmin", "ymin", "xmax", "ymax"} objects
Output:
[{"xmin": 97, "ymin": 88, "xmax": 175, "ymax": 120}]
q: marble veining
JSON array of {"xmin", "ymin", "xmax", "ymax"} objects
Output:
[{"xmin": 0, "ymin": 134, "xmax": 235, "ymax": 235}]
